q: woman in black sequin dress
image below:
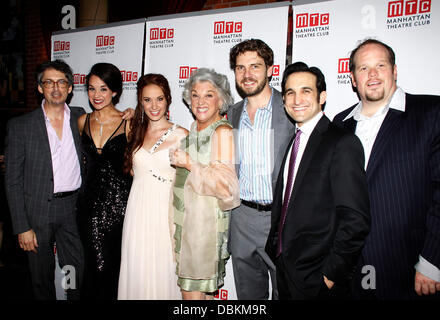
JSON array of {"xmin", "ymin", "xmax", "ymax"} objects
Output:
[{"xmin": 76, "ymin": 63, "xmax": 132, "ymax": 299}]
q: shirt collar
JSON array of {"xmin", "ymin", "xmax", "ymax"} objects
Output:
[
  {"xmin": 41, "ymin": 99, "xmax": 70, "ymax": 122},
  {"xmin": 296, "ymin": 111, "xmax": 323, "ymax": 136},
  {"xmin": 343, "ymin": 87, "xmax": 406, "ymax": 121},
  {"xmin": 242, "ymin": 87, "xmax": 274, "ymax": 114}
]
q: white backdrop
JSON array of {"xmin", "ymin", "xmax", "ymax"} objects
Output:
[
  {"xmin": 292, "ymin": 0, "xmax": 440, "ymax": 120},
  {"xmin": 51, "ymin": 19, "xmax": 145, "ymax": 112},
  {"xmin": 145, "ymin": 3, "xmax": 290, "ymax": 131}
]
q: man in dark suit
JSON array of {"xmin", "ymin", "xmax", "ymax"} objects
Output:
[
  {"xmin": 265, "ymin": 62, "xmax": 370, "ymax": 300},
  {"xmin": 4, "ymin": 60, "xmax": 85, "ymax": 299},
  {"xmin": 333, "ymin": 39, "xmax": 440, "ymax": 299},
  {"xmin": 227, "ymin": 39, "xmax": 295, "ymax": 299}
]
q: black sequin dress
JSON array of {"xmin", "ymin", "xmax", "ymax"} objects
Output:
[{"xmin": 77, "ymin": 114, "xmax": 132, "ymax": 300}]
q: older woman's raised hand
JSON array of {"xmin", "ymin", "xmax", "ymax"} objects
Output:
[{"xmin": 169, "ymin": 148, "xmax": 193, "ymax": 171}]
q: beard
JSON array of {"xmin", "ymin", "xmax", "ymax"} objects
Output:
[
  {"xmin": 365, "ymin": 88, "xmax": 385, "ymax": 102},
  {"xmin": 235, "ymin": 76, "xmax": 268, "ymax": 98}
]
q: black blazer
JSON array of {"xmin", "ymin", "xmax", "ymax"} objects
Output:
[
  {"xmin": 4, "ymin": 106, "xmax": 85, "ymax": 235},
  {"xmin": 333, "ymin": 93, "xmax": 440, "ymax": 299},
  {"xmin": 266, "ymin": 115, "xmax": 370, "ymax": 298}
]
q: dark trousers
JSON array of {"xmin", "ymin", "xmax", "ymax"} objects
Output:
[
  {"xmin": 276, "ymin": 254, "xmax": 351, "ymax": 300},
  {"xmin": 27, "ymin": 193, "xmax": 84, "ymax": 300}
]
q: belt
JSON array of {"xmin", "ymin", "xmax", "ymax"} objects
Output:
[
  {"xmin": 241, "ymin": 199, "xmax": 272, "ymax": 212},
  {"xmin": 53, "ymin": 189, "xmax": 79, "ymax": 198}
]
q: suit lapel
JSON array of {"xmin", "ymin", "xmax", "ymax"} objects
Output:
[
  {"xmin": 272, "ymin": 91, "xmax": 295, "ymax": 186},
  {"xmin": 229, "ymin": 101, "xmax": 244, "ymax": 177},
  {"xmin": 343, "ymin": 116, "xmax": 357, "ymax": 133},
  {"xmin": 366, "ymin": 109, "xmax": 403, "ymax": 178},
  {"xmin": 69, "ymin": 108, "xmax": 81, "ymax": 156},
  {"xmin": 274, "ymin": 134, "xmax": 295, "ymax": 215},
  {"xmin": 34, "ymin": 108, "xmax": 52, "ymax": 156},
  {"xmin": 289, "ymin": 116, "xmax": 328, "ymax": 208},
  {"xmin": 229, "ymin": 101, "xmax": 244, "ymax": 129},
  {"xmin": 69, "ymin": 108, "xmax": 85, "ymax": 177},
  {"xmin": 272, "ymin": 91, "xmax": 285, "ymax": 157}
]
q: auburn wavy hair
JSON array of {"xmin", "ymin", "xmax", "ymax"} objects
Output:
[{"xmin": 123, "ymin": 74, "xmax": 172, "ymax": 174}]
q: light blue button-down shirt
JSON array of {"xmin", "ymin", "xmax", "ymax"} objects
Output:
[{"xmin": 238, "ymin": 90, "xmax": 273, "ymax": 204}]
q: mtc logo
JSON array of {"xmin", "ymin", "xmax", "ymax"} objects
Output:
[
  {"xmin": 179, "ymin": 66, "xmax": 198, "ymax": 79},
  {"xmin": 272, "ymin": 65, "xmax": 280, "ymax": 77},
  {"xmin": 214, "ymin": 21, "xmax": 242, "ymax": 34},
  {"xmin": 388, "ymin": 0, "xmax": 431, "ymax": 17},
  {"xmin": 53, "ymin": 41, "xmax": 70, "ymax": 52},
  {"xmin": 120, "ymin": 71, "xmax": 138, "ymax": 82},
  {"xmin": 150, "ymin": 28, "xmax": 174, "ymax": 40},
  {"xmin": 214, "ymin": 289, "xmax": 228, "ymax": 300},
  {"xmin": 338, "ymin": 58, "xmax": 350, "ymax": 74},
  {"xmin": 73, "ymin": 74, "xmax": 86, "ymax": 85},
  {"xmin": 296, "ymin": 13, "xmax": 329, "ymax": 28},
  {"xmin": 96, "ymin": 35, "xmax": 115, "ymax": 47}
]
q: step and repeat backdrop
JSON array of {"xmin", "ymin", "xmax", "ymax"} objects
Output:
[
  {"xmin": 51, "ymin": 0, "xmax": 439, "ymax": 299},
  {"xmin": 292, "ymin": 0, "xmax": 439, "ymax": 120},
  {"xmin": 144, "ymin": 3, "xmax": 289, "ymax": 129},
  {"xmin": 51, "ymin": 19, "xmax": 145, "ymax": 113}
]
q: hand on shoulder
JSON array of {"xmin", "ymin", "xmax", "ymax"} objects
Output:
[
  {"xmin": 214, "ymin": 124, "xmax": 234, "ymax": 141},
  {"xmin": 175, "ymin": 125, "xmax": 189, "ymax": 137}
]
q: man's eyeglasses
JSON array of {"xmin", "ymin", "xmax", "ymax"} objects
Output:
[{"xmin": 40, "ymin": 79, "xmax": 70, "ymax": 89}]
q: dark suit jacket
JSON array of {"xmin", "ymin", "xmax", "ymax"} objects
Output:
[
  {"xmin": 4, "ymin": 106, "xmax": 85, "ymax": 235},
  {"xmin": 227, "ymin": 88, "xmax": 295, "ymax": 191},
  {"xmin": 333, "ymin": 93, "xmax": 440, "ymax": 299},
  {"xmin": 266, "ymin": 115, "xmax": 371, "ymax": 298}
]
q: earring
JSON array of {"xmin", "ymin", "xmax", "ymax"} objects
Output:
[{"xmin": 141, "ymin": 110, "xmax": 144, "ymax": 123}]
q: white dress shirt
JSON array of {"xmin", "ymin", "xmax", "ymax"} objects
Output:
[
  {"xmin": 343, "ymin": 87, "xmax": 405, "ymax": 169},
  {"xmin": 282, "ymin": 111, "xmax": 323, "ymax": 202}
]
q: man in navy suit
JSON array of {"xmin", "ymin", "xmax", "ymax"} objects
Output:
[{"xmin": 333, "ymin": 39, "xmax": 440, "ymax": 299}]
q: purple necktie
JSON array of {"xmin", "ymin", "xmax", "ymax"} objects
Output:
[{"xmin": 276, "ymin": 129, "xmax": 301, "ymax": 257}]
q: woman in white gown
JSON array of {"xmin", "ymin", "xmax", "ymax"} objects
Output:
[{"xmin": 118, "ymin": 74, "xmax": 188, "ymax": 300}]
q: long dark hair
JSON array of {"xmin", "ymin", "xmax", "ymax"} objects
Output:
[{"xmin": 123, "ymin": 73, "xmax": 172, "ymax": 174}]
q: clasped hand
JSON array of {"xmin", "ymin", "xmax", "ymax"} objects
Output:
[{"xmin": 169, "ymin": 148, "xmax": 193, "ymax": 171}]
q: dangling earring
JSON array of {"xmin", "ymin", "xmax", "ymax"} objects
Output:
[{"xmin": 141, "ymin": 110, "xmax": 144, "ymax": 123}]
